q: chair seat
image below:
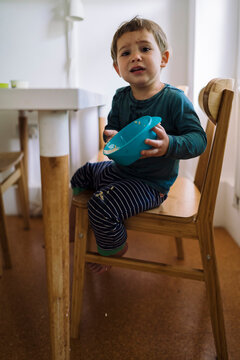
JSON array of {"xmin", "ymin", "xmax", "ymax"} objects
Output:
[
  {"xmin": 0, "ymin": 152, "xmax": 23, "ymax": 172},
  {"xmin": 145, "ymin": 176, "xmax": 200, "ymax": 219},
  {"xmin": 125, "ymin": 176, "xmax": 200, "ymax": 238}
]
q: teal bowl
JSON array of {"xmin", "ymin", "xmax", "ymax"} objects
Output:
[{"xmin": 103, "ymin": 116, "xmax": 161, "ymax": 165}]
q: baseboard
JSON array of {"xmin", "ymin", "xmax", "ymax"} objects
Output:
[
  {"xmin": 4, "ymin": 186, "xmax": 73, "ymax": 217},
  {"xmin": 214, "ymin": 180, "xmax": 240, "ymax": 247}
]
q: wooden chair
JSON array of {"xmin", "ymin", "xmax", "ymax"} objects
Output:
[
  {"xmin": 70, "ymin": 78, "xmax": 234, "ymax": 359},
  {"xmin": 0, "ymin": 152, "xmax": 30, "ymax": 276}
]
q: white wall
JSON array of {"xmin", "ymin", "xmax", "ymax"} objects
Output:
[
  {"xmin": 0, "ymin": 0, "xmax": 67, "ymax": 88},
  {"xmin": 193, "ymin": 0, "xmax": 238, "ymax": 178}
]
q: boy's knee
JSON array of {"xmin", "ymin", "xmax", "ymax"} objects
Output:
[
  {"xmin": 88, "ymin": 190, "xmax": 111, "ymax": 221},
  {"xmin": 88, "ymin": 191, "xmax": 105, "ymax": 209}
]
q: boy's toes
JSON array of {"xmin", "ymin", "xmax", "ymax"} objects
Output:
[{"xmin": 85, "ymin": 243, "xmax": 128, "ymax": 274}]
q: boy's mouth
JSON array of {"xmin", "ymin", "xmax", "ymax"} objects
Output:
[{"xmin": 130, "ymin": 66, "xmax": 145, "ymax": 73}]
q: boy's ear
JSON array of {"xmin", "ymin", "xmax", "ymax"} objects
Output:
[
  {"xmin": 160, "ymin": 50, "xmax": 170, "ymax": 68},
  {"xmin": 113, "ymin": 62, "xmax": 121, "ymax": 77}
]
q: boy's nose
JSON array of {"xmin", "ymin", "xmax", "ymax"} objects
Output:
[{"xmin": 130, "ymin": 52, "xmax": 142, "ymax": 62}]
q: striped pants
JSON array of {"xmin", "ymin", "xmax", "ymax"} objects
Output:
[{"xmin": 71, "ymin": 161, "xmax": 166, "ymax": 256}]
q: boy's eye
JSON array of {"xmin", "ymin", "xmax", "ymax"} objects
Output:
[
  {"xmin": 121, "ymin": 51, "xmax": 130, "ymax": 57},
  {"xmin": 142, "ymin": 47, "xmax": 151, "ymax": 52}
]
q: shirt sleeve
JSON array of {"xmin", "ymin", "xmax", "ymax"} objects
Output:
[{"xmin": 164, "ymin": 92, "xmax": 207, "ymax": 159}]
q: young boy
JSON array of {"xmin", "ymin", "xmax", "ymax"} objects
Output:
[{"xmin": 71, "ymin": 16, "xmax": 207, "ymax": 273}]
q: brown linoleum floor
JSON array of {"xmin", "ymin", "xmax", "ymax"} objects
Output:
[{"xmin": 0, "ymin": 216, "xmax": 239, "ymax": 360}]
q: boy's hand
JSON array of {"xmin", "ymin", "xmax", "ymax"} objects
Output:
[
  {"xmin": 104, "ymin": 129, "xmax": 118, "ymax": 143},
  {"xmin": 140, "ymin": 124, "xmax": 169, "ymax": 158}
]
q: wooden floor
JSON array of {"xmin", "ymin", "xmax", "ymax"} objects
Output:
[{"xmin": 0, "ymin": 216, "xmax": 239, "ymax": 360}]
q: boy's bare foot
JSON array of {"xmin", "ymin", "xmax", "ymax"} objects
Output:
[{"xmin": 86, "ymin": 243, "xmax": 128, "ymax": 274}]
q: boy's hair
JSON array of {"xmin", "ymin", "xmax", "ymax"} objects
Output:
[{"xmin": 111, "ymin": 16, "xmax": 169, "ymax": 64}]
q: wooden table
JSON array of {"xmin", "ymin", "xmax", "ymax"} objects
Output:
[{"xmin": 0, "ymin": 88, "xmax": 105, "ymax": 359}]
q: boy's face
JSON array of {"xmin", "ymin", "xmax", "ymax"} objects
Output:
[{"xmin": 114, "ymin": 29, "xmax": 169, "ymax": 91}]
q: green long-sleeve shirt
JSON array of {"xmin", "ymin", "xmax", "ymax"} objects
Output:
[{"xmin": 104, "ymin": 84, "xmax": 207, "ymax": 194}]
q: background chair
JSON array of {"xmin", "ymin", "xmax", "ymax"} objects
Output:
[
  {"xmin": 0, "ymin": 151, "xmax": 30, "ymax": 276},
  {"xmin": 70, "ymin": 78, "xmax": 234, "ymax": 360}
]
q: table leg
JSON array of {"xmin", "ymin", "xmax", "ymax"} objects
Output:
[
  {"xmin": 38, "ymin": 111, "xmax": 70, "ymax": 360},
  {"xmin": 18, "ymin": 110, "xmax": 28, "ymax": 185}
]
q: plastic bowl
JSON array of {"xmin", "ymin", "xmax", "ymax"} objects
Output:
[{"xmin": 103, "ymin": 115, "xmax": 161, "ymax": 165}]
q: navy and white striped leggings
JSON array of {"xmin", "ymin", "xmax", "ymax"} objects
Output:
[{"xmin": 71, "ymin": 161, "xmax": 166, "ymax": 256}]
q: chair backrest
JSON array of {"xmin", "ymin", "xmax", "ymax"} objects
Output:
[{"xmin": 194, "ymin": 78, "xmax": 234, "ymax": 222}]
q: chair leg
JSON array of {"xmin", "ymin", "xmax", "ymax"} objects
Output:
[
  {"xmin": 71, "ymin": 206, "xmax": 89, "ymax": 339},
  {"xmin": 17, "ymin": 160, "xmax": 30, "ymax": 229},
  {"xmin": 0, "ymin": 193, "xmax": 12, "ymax": 269},
  {"xmin": 175, "ymin": 237, "xmax": 184, "ymax": 260},
  {"xmin": 0, "ymin": 249, "xmax": 3, "ymax": 277},
  {"xmin": 198, "ymin": 223, "xmax": 228, "ymax": 360}
]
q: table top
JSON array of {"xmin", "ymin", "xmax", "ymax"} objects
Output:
[{"xmin": 0, "ymin": 88, "xmax": 106, "ymax": 111}]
